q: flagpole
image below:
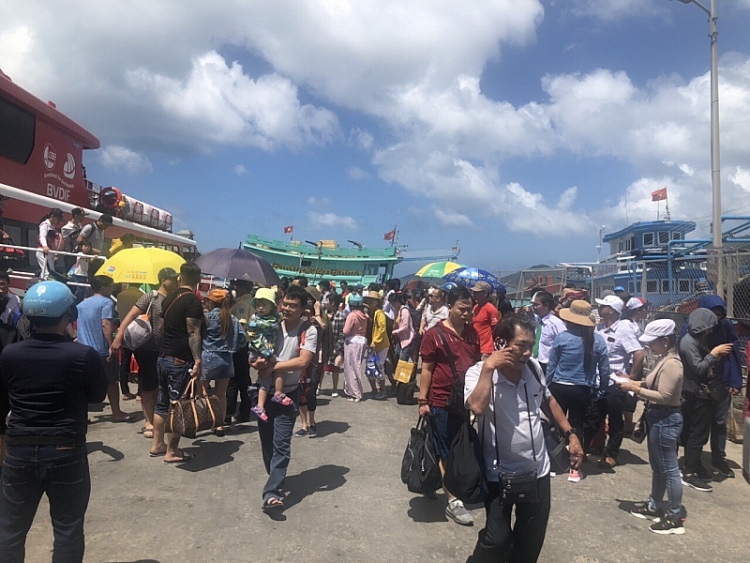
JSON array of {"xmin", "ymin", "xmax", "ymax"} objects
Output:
[
  {"xmin": 665, "ymin": 196, "xmax": 671, "ymax": 221},
  {"xmin": 657, "ymin": 200, "xmax": 660, "ymax": 221}
]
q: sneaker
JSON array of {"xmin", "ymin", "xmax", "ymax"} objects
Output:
[
  {"xmin": 712, "ymin": 459, "xmax": 735, "ymax": 478},
  {"xmin": 445, "ymin": 499, "xmax": 474, "ymax": 526},
  {"xmin": 568, "ymin": 469, "xmax": 582, "ymax": 483},
  {"xmin": 374, "ymin": 391, "xmax": 387, "ymax": 400},
  {"xmin": 308, "ymin": 426, "xmax": 317, "ymax": 438},
  {"xmin": 630, "ymin": 501, "xmax": 664, "ymax": 521},
  {"xmin": 649, "ymin": 516, "xmax": 685, "ymax": 535},
  {"xmin": 682, "ymin": 474, "xmax": 713, "ymax": 492},
  {"xmin": 315, "ymin": 388, "xmax": 321, "ymax": 396},
  {"xmin": 294, "ymin": 428, "xmax": 308, "ymax": 437},
  {"xmin": 696, "ymin": 466, "xmax": 713, "ymax": 482},
  {"xmin": 331, "ymin": 391, "xmax": 340, "ymax": 398}
]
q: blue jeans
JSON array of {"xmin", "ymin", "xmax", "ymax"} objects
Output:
[
  {"xmin": 0, "ymin": 445, "xmax": 90, "ymax": 563},
  {"xmin": 258, "ymin": 388, "xmax": 300, "ymax": 503},
  {"xmin": 72, "ymin": 274, "xmax": 88, "ymax": 305},
  {"xmin": 646, "ymin": 407, "xmax": 683, "ymax": 519},
  {"xmin": 155, "ymin": 356, "xmax": 193, "ymax": 417}
]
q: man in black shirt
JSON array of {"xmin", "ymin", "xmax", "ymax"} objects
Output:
[
  {"xmin": 0, "ymin": 281, "xmax": 108, "ymax": 563},
  {"xmin": 150, "ymin": 262, "xmax": 204, "ymax": 463}
]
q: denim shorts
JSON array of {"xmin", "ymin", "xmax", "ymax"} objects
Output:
[
  {"xmin": 430, "ymin": 405, "xmax": 465, "ymax": 460},
  {"xmin": 155, "ymin": 355, "xmax": 193, "ymax": 416},
  {"xmin": 201, "ymin": 350, "xmax": 234, "ymax": 381}
]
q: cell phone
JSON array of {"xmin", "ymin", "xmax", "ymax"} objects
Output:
[{"xmin": 494, "ymin": 337, "xmax": 507, "ymax": 351}]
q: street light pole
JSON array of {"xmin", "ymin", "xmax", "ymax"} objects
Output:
[{"xmin": 671, "ymin": 0, "xmax": 722, "ymax": 298}]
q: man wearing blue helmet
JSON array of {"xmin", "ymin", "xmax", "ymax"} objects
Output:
[{"xmin": 0, "ymin": 281, "xmax": 108, "ymax": 562}]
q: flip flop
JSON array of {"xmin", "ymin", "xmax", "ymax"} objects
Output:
[
  {"xmin": 164, "ymin": 452, "xmax": 195, "ymax": 464},
  {"xmin": 262, "ymin": 497, "xmax": 284, "ymax": 511},
  {"xmin": 138, "ymin": 426, "xmax": 154, "ymax": 439},
  {"xmin": 112, "ymin": 414, "xmax": 135, "ymax": 423},
  {"xmin": 149, "ymin": 450, "xmax": 166, "ymax": 457}
]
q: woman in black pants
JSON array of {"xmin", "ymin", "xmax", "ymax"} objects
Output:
[{"xmin": 546, "ymin": 300, "xmax": 611, "ymax": 482}]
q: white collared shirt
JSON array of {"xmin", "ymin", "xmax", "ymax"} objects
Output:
[
  {"xmin": 595, "ymin": 319, "xmax": 643, "ymax": 377},
  {"xmin": 464, "ymin": 360, "xmax": 551, "ymax": 481},
  {"xmin": 537, "ymin": 312, "xmax": 566, "ymax": 364}
]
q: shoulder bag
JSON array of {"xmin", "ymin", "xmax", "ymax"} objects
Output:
[
  {"xmin": 123, "ymin": 291, "xmax": 157, "ymax": 350},
  {"xmin": 498, "ymin": 381, "xmax": 540, "ymax": 504},
  {"xmin": 165, "ymin": 378, "xmax": 221, "ymax": 439},
  {"xmin": 527, "ymin": 359, "xmax": 570, "ymax": 474},
  {"xmin": 435, "ymin": 323, "xmax": 468, "ymax": 418}
]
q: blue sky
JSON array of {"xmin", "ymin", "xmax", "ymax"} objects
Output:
[{"xmin": 2, "ymin": 0, "xmax": 750, "ymax": 276}]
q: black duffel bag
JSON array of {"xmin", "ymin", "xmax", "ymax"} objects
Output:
[
  {"xmin": 401, "ymin": 416, "xmax": 443, "ymax": 494},
  {"xmin": 444, "ymin": 421, "xmax": 485, "ymax": 504}
]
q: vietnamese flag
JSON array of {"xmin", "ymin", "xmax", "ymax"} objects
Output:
[
  {"xmin": 283, "ymin": 225, "xmax": 294, "ymax": 234},
  {"xmin": 651, "ymin": 187, "xmax": 668, "ymax": 202},
  {"xmin": 383, "ymin": 228, "xmax": 396, "ymax": 241}
]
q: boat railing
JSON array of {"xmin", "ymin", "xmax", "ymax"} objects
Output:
[{"xmin": 244, "ymin": 235, "xmax": 399, "ymax": 259}]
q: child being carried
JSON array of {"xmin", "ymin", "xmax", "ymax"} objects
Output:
[{"xmin": 248, "ymin": 288, "xmax": 290, "ymax": 422}]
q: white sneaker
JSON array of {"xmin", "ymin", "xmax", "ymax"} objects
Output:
[
  {"xmin": 445, "ymin": 499, "xmax": 474, "ymax": 526},
  {"xmin": 568, "ymin": 469, "xmax": 582, "ymax": 483},
  {"xmin": 331, "ymin": 392, "xmax": 340, "ymax": 398}
]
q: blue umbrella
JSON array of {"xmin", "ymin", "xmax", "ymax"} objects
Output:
[{"xmin": 443, "ymin": 267, "xmax": 504, "ymax": 292}]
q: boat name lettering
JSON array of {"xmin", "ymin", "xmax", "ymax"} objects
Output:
[
  {"xmin": 46, "ymin": 183, "xmax": 70, "ymax": 202},
  {"xmin": 272, "ymin": 263, "xmax": 361, "ymax": 277}
]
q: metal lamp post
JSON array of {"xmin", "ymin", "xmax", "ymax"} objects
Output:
[{"xmin": 669, "ymin": 0, "xmax": 722, "ymax": 297}]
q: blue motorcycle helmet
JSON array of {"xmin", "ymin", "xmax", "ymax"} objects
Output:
[
  {"xmin": 441, "ymin": 282, "xmax": 458, "ymax": 292},
  {"xmin": 23, "ymin": 281, "xmax": 77, "ymax": 321}
]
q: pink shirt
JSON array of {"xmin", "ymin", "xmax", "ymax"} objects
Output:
[
  {"xmin": 391, "ymin": 306, "xmax": 414, "ymax": 348},
  {"xmin": 343, "ymin": 310, "xmax": 368, "ymax": 338}
]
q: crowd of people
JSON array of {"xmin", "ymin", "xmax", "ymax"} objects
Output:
[{"xmin": 0, "ymin": 263, "xmax": 748, "ymax": 561}]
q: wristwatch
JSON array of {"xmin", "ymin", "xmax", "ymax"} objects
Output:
[{"xmin": 563, "ymin": 428, "xmax": 576, "ymax": 443}]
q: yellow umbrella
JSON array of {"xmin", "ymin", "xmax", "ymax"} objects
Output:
[
  {"xmin": 415, "ymin": 261, "xmax": 464, "ymax": 278},
  {"xmin": 96, "ymin": 247, "xmax": 186, "ymax": 285}
]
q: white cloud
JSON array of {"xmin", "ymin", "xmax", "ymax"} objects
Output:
[
  {"xmin": 306, "ymin": 196, "xmax": 330, "ymax": 207},
  {"xmin": 570, "ymin": 0, "xmax": 664, "ymax": 21},
  {"xmin": 307, "ymin": 211, "xmax": 357, "ymax": 230},
  {"xmin": 432, "ymin": 207, "xmax": 474, "ymax": 228},
  {"xmin": 729, "ymin": 167, "xmax": 750, "ymax": 193},
  {"xmin": 347, "ymin": 167, "xmax": 370, "ymax": 181},
  {"xmin": 350, "ymin": 128, "xmax": 374, "ymax": 151},
  {"xmin": 233, "ymin": 164, "xmax": 248, "ymax": 176},
  {"xmin": 99, "ymin": 146, "xmax": 153, "ymax": 174}
]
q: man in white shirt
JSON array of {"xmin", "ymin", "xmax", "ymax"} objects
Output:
[
  {"xmin": 591, "ymin": 294, "xmax": 644, "ymax": 469},
  {"xmin": 532, "ymin": 291, "xmax": 566, "ymax": 374},
  {"xmin": 465, "ymin": 315, "xmax": 582, "ymax": 563}
]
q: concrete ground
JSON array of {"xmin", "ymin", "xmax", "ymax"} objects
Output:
[{"xmin": 23, "ymin": 387, "xmax": 750, "ymax": 563}]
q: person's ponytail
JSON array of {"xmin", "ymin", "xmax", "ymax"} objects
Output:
[
  {"xmin": 219, "ymin": 297, "xmax": 231, "ymax": 340},
  {"xmin": 582, "ymin": 326, "xmax": 595, "ymax": 372}
]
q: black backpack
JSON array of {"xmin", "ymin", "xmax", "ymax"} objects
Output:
[
  {"xmin": 443, "ymin": 422, "xmax": 486, "ymax": 504},
  {"xmin": 401, "ymin": 416, "xmax": 443, "ymax": 494}
]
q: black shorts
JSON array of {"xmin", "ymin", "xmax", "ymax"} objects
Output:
[{"xmin": 134, "ymin": 348, "xmax": 160, "ymax": 392}]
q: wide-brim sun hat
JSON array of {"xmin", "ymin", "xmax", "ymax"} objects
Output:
[
  {"xmin": 639, "ymin": 319, "xmax": 676, "ymax": 343},
  {"xmin": 363, "ymin": 291, "xmax": 381, "ymax": 301},
  {"xmin": 251, "ymin": 287, "xmax": 278, "ymax": 309},
  {"xmin": 559, "ymin": 300, "xmax": 596, "ymax": 327}
]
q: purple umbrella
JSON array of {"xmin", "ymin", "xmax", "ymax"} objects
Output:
[{"xmin": 195, "ymin": 248, "xmax": 281, "ymax": 286}]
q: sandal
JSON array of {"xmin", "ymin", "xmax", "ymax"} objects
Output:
[
  {"xmin": 164, "ymin": 452, "xmax": 195, "ymax": 464},
  {"xmin": 271, "ymin": 393, "xmax": 293, "ymax": 406},
  {"xmin": 262, "ymin": 497, "xmax": 284, "ymax": 511},
  {"xmin": 122, "ymin": 393, "xmax": 137, "ymax": 401},
  {"xmin": 139, "ymin": 426, "xmax": 154, "ymax": 439},
  {"xmin": 252, "ymin": 405, "xmax": 269, "ymax": 422}
]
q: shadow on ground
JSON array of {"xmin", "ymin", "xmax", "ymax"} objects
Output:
[
  {"xmin": 281, "ymin": 464, "xmax": 349, "ymax": 511},
  {"xmin": 407, "ymin": 495, "xmax": 448, "ymax": 524},
  {"xmin": 177, "ymin": 439, "xmax": 244, "ymax": 472},
  {"xmin": 87, "ymin": 441, "xmax": 124, "ymax": 462},
  {"xmin": 313, "ymin": 420, "xmax": 350, "ymax": 437}
]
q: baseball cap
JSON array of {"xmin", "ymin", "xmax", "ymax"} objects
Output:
[
  {"xmin": 349, "ymin": 293, "xmax": 364, "ymax": 306},
  {"xmin": 626, "ymin": 297, "xmax": 646, "ymax": 310},
  {"xmin": 614, "ymin": 286, "xmax": 626, "ymax": 293},
  {"xmin": 470, "ymin": 281, "xmax": 492, "ymax": 293},
  {"xmin": 639, "ymin": 319, "xmax": 676, "ymax": 343},
  {"xmin": 595, "ymin": 295, "xmax": 624, "ymax": 314},
  {"xmin": 158, "ymin": 267, "xmax": 179, "ymax": 281}
]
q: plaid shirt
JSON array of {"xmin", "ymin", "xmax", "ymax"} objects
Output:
[{"xmin": 330, "ymin": 310, "xmax": 346, "ymax": 357}]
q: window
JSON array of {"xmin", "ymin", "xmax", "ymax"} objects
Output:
[
  {"xmin": 363, "ymin": 263, "xmax": 378, "ymax": 276},
  {"xmin": 647, "ymin": 280, "xmax": 658, "ymax": 293},
  {"xmin": 301, "ymin": 260, "xmax": 312, "ymax": 267},
  {"xmin": 661, "ymin": 279, "xmax": 671, "ymax": 293},
  {"xmin": 643, "ymin": 233, "xmax": 654, "ymax": 246},
  {"xmin": 679, "ymin": 279, "xmax": 691, "ymax": 293},
  {"xmin": 672, "ymin": 232, "xmax": 682, "ymax": 241},
  {"xmin": 0, "ymin": 97, "xmax": 36, "ymax": 165},
  {"xmin": 658, "ymin": 232, "xmax": 669, "ymax": 244}
]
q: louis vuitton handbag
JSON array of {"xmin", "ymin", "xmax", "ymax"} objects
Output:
[{"xmin": 165, "ymin": 378, "xmax": 221, "ymax": 439}]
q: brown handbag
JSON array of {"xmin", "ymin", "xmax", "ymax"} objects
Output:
[{"xmin": 165, "ymin": 379, "xmax": 222, "ymax": 439}]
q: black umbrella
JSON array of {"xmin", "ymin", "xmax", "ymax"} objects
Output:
[{"xmin": 195, "ymin": 248, "xmax": 281, "ymax": 286}]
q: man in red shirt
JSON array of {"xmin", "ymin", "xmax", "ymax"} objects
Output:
[
  {"xmin": 419, "ymin": 286, "xmax": 481, "ymax": 526},
  {"xmin": 471, "ymin": 281, "xmax": 499, "ymax": 360}
]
